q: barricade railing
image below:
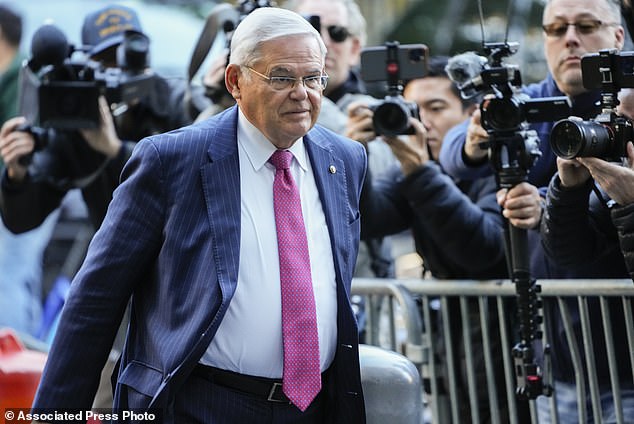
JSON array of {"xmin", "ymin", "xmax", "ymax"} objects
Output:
[{"xmin": 351, "ymin": 278, "xmax": 634, "ymax": 424}]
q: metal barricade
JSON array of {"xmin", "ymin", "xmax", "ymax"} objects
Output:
[{"xmin": 352, "ymin": 278, "xmax": 634, "ymax": 424}]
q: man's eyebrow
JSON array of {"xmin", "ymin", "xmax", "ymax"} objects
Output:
[
  {"xmin": 269, "ymin": 66, "xmax": 323, "ymax": 75},
  {"xmin": 269, "ymin": 66, "xmax": 292, "ymax": 74}
]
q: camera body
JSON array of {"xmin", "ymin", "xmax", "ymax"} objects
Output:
[
  {"xmin": 19, "ymin": 28, "xmax": 154, "ymax": 130},
  {"xmin": 551, "ymin": 49, "xmax": 634, "ymax": 161},
  {"xmin": 481, "ymin": 95, "xmax": 572, "ymax": 133},
  {"xmin": 360, "ymin": 42, "xmax": 428, "ymax": 136},
  {"xmin": 448, "ymin": 42, "xmax": 571, "ymax": 187}
]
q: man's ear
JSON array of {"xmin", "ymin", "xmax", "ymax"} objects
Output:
[{"xmin": 225, "ymin": 64, "xmax": 241, "ymax": 100}]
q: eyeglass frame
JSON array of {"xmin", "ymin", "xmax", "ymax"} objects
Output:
[
  {"xmin": 243, "ymin": 66, "xmax": 329, "ymax": 91},
  {"xmin": 542, "ymin": 19, "xmax": 619, "ymax": 38}
]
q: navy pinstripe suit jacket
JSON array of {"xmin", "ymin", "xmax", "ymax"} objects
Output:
[{"xmin": 32, "ymin": 105, "xmax": 367, "ymax": 423}]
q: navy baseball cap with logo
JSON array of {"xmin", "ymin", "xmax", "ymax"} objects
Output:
[{"xmin": 81, "ymin": 4, "xmax": 144, "ymax": 56}]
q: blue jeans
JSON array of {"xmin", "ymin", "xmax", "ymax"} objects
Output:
[
  {"xmin": 537, "ymin": 380, "xmax": 634, "ymax": 424},
  {"xmin": 0, "ymin": 210, "xmax": 58, "ymax": 336}
]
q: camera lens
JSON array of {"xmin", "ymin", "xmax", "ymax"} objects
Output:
[
  {"xmin": 550, "ymin": 118, "xmax": 612, "ymax": 159},
  {"xmin": 481, "ymin": 97, "xmax": 522, "ymax": 131},
  {"xmin": 118, "ymin": 32, "xmax": 150, "ymax": 70},
  {"xmin": 372, "ymin": 100, "xmax": 411, "ymax": 136}
]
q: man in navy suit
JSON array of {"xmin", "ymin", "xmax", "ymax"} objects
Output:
[{"xmin": 31, "ymin": 7, "xmax": 367, "ymax": 423}]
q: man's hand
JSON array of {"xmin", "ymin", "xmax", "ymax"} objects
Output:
[
  {"xmin": 79, "ymin": 96, "xmax": 122, "ymax": 158},
  {"xmin": 345, "ymin": 100, "xmax": 376, "ymax": 147},
  {"xmin": 464, "ymin": 108, "xmax": 489, "ymax": 162},
  {"xmin": 0, "ymin": 116, "xmax": 35, "ymax": 182},
  {"xmin": 576, "ymin": 141, "xmax": 634, "ymax": 205},
  {"xmin": 497, "ymin": 182, "xmax": 543, "ymax": 229},
  {"xmin": 556, "ymin": 156, "xmax": 591, "ymax": 188},
  {"xmin": 382, "ymin": 118, "xmax": 429, "ymax": 176}
]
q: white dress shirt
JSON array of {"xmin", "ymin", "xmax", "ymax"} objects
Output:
[{"xmin": 200, "ymin": 109, "xmax": 337, "ymax": 378}]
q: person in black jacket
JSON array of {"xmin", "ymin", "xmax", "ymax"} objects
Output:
[
  {"xmin": 0, "ymin": 4, "xmax": 190, "ymax": 234},
  {"xmin": 0, "ymin": 3, "xmax": 191, "ymax": 412},
  {"xmin": 540, "ymin": 86, "xmax": 634, "ymax": 423},
  {"xmin": 346, "ymin": 56, "xmax": 516, "ymax": 423},
  {"xmin": 347, "ymin": 56, "xmax": 506, "ymax": 280}
]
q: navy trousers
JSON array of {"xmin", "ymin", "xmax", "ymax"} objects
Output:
[{"xmin": 173, "ymin": 370, "xmax": 327, "ymax": 424}]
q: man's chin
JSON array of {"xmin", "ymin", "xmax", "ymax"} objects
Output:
[{"xmin": 556, "ymin": 68, "xmax": 583, "ymax": 89}]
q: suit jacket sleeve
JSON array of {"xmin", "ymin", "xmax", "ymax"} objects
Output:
[{"xmin": 32, "ymin": 138, "xmax": 165, "ymax": 411}]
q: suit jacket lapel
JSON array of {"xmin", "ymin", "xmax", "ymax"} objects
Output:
[
  {"xmin": 200, "ymin": 107, "xmax": 241, "ymax": 301},
  {"xmin": 304, "ymin": 133, "xmax": 351, "ymax": 286}
]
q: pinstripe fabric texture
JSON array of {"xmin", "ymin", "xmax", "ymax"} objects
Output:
[{"xmin": 32, "ymin": 106, "xmax": 368, "ymax": 423}]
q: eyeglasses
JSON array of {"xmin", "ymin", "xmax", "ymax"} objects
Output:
[
  {"xmin": 245, "ymin": 66, "xmax": 329, "ymax": 91},
  {"xmin": 324, "ymin": 25, "xmax": 352, "ymax": 43},
  {"xmin": 542, "ymin": 19, "xmax": 618, "ymax": 37}
]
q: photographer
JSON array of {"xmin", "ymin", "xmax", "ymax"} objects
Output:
[
  {"xmin": 0, "ymin": 4, "xmax": 190, "ymax": 234},
  {"xmin": 0, "ymin": 2, "xmax": 60, "ymax": 338},
  {"xmin": 287, "ymin": 0, "xmax": 397, "ymax": 282},
  {"xmin": 439, "ymin": 0, "xmax": 631, "ymax": 421},
  {"xmin": 347, "ymin": 56, "xmax": 516, "ymax": 423},
  {"xmin": 539, "ymin": 90, "xmax": 634, "ymax": 422},
  {"xmin": 348, "ymin": 56, "xmax": 506, "ymax": 280},
  {"xmin": 440, "ymin": 0, "xmax": 624, "ymax": 237}
]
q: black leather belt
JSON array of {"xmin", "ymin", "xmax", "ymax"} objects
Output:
[{"xmin": 194, "ymin": 364, "xmax": 291, "ymax": 403}]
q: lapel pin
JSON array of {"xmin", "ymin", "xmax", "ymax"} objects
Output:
[{"xmin": 329, "ymin": 165, "xmax": 337, "ymax": 174}]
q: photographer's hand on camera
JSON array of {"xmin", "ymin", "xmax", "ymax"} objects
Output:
[
  {"xmin": 0, "ymin": 116, "xmax": 35, "ymax": 183},
  {"xmin": 556, "ymin": 156, "xmax": 593, "ymax": 189},
  {"xmin": 573, "ymin": 142, "xmax": 634, "ymax": 205},
  {"xmin": 464, "ymin": 108, "xmax": 489, "ymax": 164},
  {"xmin": 382, "ymin": 117, "xmax": 430, "ymax": 176},
  {"xmin": 345, "ymin": 100, "xmax": 375, "ymax": 147},
  {"xmin": 497, "ymin": 182, "xmax": 544, "ymax": 229},
  {"xmin": 79, "ymin": 96, "xmax": 122, "ymax": 159}
]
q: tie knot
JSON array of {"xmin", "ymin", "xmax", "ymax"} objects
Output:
[{"xmin": 269, "ymin": 150, "xmax": 293, "ymax": 170}]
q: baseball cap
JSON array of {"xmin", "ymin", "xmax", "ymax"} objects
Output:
[{"xmin": 81, "ymin": 4, "xmax": 144, "ymax": 56}]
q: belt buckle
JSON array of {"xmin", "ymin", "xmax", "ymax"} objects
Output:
[{"xmin": 267, "ymin": 382, "xmax": 289, "ymax": 403}]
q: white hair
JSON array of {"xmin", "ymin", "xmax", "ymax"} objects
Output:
[{"xmin": 229, "ymin": 7, "xmax": 327, "ymax": 67}]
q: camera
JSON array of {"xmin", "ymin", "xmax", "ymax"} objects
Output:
[
  {"xmin": 360, "ymin": 41, "xmax": 428, "ymax": 136},
  {"xmin": 19, "ymin": 24, "xmax": 154, "ymax": 130},
  {"xmin": 551, "ymin": 49, "xmax": 634, "ymax": 161},
  {"xmin": 447, "ymin": 42, "xmax": 570, "ymax": 187},
  {"xmin": 481, "ymin": 95, "xmax": 572, "ymax": 133},
  {"xmin": 447, "ymin": 43, "xmax": 571, "ymax": 134}
]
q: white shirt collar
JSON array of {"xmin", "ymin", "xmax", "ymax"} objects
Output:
[{"xmin": 237, "ymin": 108, "xmax": 308, "ymax": 172}]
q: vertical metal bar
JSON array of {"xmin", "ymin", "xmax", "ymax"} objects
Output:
[
  {"xmin": 558, "ymin": 297, "xmax": 587, "ymax": 423},
  {"xmin": 422, "ymin": 295, "xmax": 441, "ymax": 424},
  {"xmin": 461, "ymin": 296, "xmax": 480, "ymax": 423},
  {"xmin": 578, "ymin": 297, "xmax": 601, "ymax": 423},
  {"xmin": 542, "ymin": 300, "xmax": 560, "ymax": 424},
  {"xmin": 623, "ymin": 297, "xmax": 634, "ymax": 386},
  {"xmin": 497, "ymin": 296, "xmax": 519, "ymax": 424},
  {"xmin": 388, "ymin": 296, "xmax": 397, "ymax": 351},
  {"xmin": 479, "ymin": 296, "xmax": 501, "ymax": 424},
  {"xmin": 600, "ymin": 296, "xmax": 623, "ymax": 424},
  {"xmin": 441, "ymin": 296, "xmax": 460, "ymax": 423},
  {"xmin": 366, "ymin": 293, "xmax": 379, "ymax": 346}
]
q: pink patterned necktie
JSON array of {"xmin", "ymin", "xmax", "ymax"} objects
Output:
[{"xmin": 269, "ymin": 150, "xmax": 321, "ymax": 412}]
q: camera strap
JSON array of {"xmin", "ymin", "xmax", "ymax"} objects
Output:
[{"xmin": 183, "ymin": 4, "xmax": 239, "ymax": 120}]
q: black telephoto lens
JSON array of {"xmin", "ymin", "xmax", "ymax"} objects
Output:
[
  {"xmin": 550, "ymin": 118, "xmax": 612, "ymax": 159},
  {"xmin": 373, "ymin": 101, "xmax": 410, "ymax": 136}
]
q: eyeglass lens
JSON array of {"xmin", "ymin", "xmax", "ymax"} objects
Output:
[
  {"xmin": 326, "ymin": 25, "xmax": 350, "ymax": 43},
  {"xmin": 543, "ymin": 20, "xmax": 603, "ymax": 37}
]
